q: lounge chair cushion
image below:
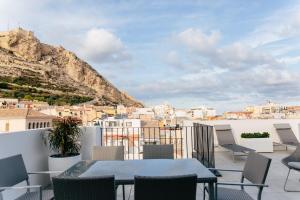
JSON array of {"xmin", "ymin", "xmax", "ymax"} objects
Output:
[
  {"xmin": 214, "ymin": 125, "xmax": 231, "ymax": 131},
  {"xmin": 217, "ymin": 187, "xmax": 253, "ymax": 200},
  {"xmin": 274, "ymin": 123, "xmax": 291, "ymax": 129},
  {"xmin": 221, "ymin": 144, "xmax": 254, "ymax": 153},
  {"xmin": 288, "ymin": 162, "xmax": 300, "ymax": 170}
]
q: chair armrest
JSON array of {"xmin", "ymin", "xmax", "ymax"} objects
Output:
[
  {"xmin": 217, "ymin": 182, "xmax": 268, "ymax": 187},
  {"xmin": 0, "ymin": 185, "xmax": 42, "ymax": 190},
  {"xmin": 208, "ymin": 168, "xmax": 243, "ymax": 172},
  {"xmin": 28, "ymin": 171, "xmax": 63, "ymax": 175}
]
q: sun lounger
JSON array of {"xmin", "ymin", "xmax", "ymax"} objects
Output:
[
  {"xmin": 214, "ymin": 125, "xmax": 255, "ymax": 161},
  {"xmin": 274, "ymin": 123, "xmax": 299, "ymax": 149}
]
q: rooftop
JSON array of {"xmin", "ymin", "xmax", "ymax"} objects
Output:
[
  {"xmin": 0, "ymin": 122, "xmax": 300, "ymax": 199},
  {"xmin": 0, "ymin": 108, "xmax": 55, "ymax": 119},
  {"xmin": 117, "ymin": 150, "xmax": 300, "ymax": 200}
]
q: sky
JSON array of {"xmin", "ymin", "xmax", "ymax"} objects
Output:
[{"xmin": 0, "ymin": 0, "xmax": 300, "ymax": 113}]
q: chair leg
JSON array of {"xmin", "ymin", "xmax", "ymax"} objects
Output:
[
  {"xmin": 203, "ymin": 183, "xmax": 206, "ymax": 200},
  {"xmin": 122, "ymin": 185, "xmax": 126, "ymax": 200},
  {"xmin": 284, "ymin": 169, "xmax": 300, "ymax": 192}
]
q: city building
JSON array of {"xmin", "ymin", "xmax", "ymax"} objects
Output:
[
  {"xmin": 0, "ymin": 98, "xmax": 18, "ymax": 108},
  {"xmin": 223, "ymin": 111, "xmax": 253, "ymax": 120},
  {"xmin": 190, "ymin": 106, "xmax": 217, "ymax": 119},
  {"xmin": 131, "ymin": 107, "xmax": 155, "ymax": 119},
  {"xmin": 0, "ymin": 108, "xmax": 54, "ymax": 133}
]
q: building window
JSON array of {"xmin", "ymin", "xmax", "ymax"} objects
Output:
[
  {"xmin": 36, "ymin": 123, "xmax": 39, "ymax": 128},
  {"xmin": 59, "ymin": 112, "xmax": 62, "ymax": 116},
  {"xmin": 126, "ymin": 122, "xmax": 132, "ymax": 127},
  {"xmin": 5, "ymin": 122, "xmax": 9, "ymax": 132},
  {"xmin": 108, "ymin": 121, "xmax": 117, "ymax": 127},
  {"xmin": 32, "ymin": 123, "xmax": 35, "ymax": 129},
  {"xmin": 47, "ymin": 122, "xmax": 50, "ymax": 127},
  {"xmin": 40, "ymin": 122, "xmax": 43, "ymax": 128},
  {"xmin": 28, "ymin": 123, "xmax": 31, "ymax": 129},
  {"xmin": 44, "ymin": 122, "xmax": 46, "ymax": 127}
]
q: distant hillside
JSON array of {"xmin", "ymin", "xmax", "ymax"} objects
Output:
[{"xmin": 0, "ymin": 28, "xmax": 143, "ymax": 107}]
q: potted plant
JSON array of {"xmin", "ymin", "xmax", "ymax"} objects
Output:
[
  {"xmin": 240, "ymin": 132, "xmax": 273, "ymax": 152},
  {"xmin": 47, "ymin": 117, "xmax": 82, "ymax": 172}
]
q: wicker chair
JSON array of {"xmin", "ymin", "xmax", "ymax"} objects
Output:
[
  {"xmin": 205, "ymin": 152, "xmax": 272, "ymax": 200},
  {"xmin": 282, "ymin": 145, "xmax": 300, "ymax": 192},
  {"xmin": 0, "ymin": 154, "xmax": 58, "ymax": 200},
  {"xmin": 143, "ymin": 144, "xmax": 174, "ymax": 159},
  {"xmin": 53, "ymin": 176, "xmax": 115, "ymax": 200},
  {"xmin": 134, "ymin": 174, "xmax": 197, "ymax": 200}
]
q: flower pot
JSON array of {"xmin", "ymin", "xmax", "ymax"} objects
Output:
[
  {"xmin": 48, "ymin": 153, "xmax": 81, "ymax": 176},
  {"xmin": 239, "ymin": 138, "xmax": 273, "ymax": 152}
]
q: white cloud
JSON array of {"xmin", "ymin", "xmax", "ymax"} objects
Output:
[
  {"xmin": 215, "ymin": 43, "xmax": 279, "ymax": 69},
  {"xmin": 172, "ymin": 28, "xmax": 281, "ymax": 70},
  {"xmin": 177, "ymin": 28, "xmax": 220, "ymax": 54},
  {"xmin": 242, "ymin": 4, "xmax": 300, "ymax": 47},
  {"xmin": 279, "ymin": 56, "xmax": 300, "ymax": 65},
  {"xmin": 79, "ymin": 28, "xmax": 131, "ymax": 63},
  {"xmin": 165, "ymin": 51, "xmax": 183, "ymax": 68}
]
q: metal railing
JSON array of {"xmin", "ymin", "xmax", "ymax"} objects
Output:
[{"xmin": 100, "ymin": 124, "xmax": 215, "ymax": 168}]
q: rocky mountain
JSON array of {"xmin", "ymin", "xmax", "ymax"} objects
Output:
[{"xmin": 0, "ymin": 28, "xmax": 143, "ymax": 107}]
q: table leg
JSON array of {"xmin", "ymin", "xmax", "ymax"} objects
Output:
[{"xmin": 208, "ymin": 182, "xmax": 215, "ymax": 200}]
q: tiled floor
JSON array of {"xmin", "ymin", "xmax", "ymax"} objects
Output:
[
  {"xmin": 216, "ymin": 149, "xmax": 300, "ymax": 200},
  {"xmin": 117, "ymin": 148, "xmax": 300, "ymax": 200}
]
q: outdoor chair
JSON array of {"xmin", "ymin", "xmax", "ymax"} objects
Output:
[
  {"xmin": 53, "ymin": 176, "xmax": 115, "ymax": 200},
  {"xmin": 282, "ymin": 144, "xmax": 300, "ymax": 192},
  {"xmin": 134, "ymin": 174, "xmax": 197, "ymax": 200},
  {"xmin": 92, "ymin": 146, "xmax": 124, "ymax": 161},
  {"xmin": 143, "ymin": 144, "xmax": 174, "ymax": 159},
  {"xmin": 0, "ymin": 154, "xmax": 59, "ymax": 200},
  {"xmin": 274, "ymin": 124, "xmax": 299, "ymax": 149},
  {"xmin": 92, "ymin": 146, "xmax": 125, "ymax": 200},
  {"xmin": 214, "ymin": 125, "xmax": 255, "ymax": 161},
  {"xmin": 205, "ymin": 152, "xmax": 272, "ymax": 200}
]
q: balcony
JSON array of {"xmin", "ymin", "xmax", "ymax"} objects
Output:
[{"xmin": 0, "ymin": 118, "xmax": 300, "ymax": 199}]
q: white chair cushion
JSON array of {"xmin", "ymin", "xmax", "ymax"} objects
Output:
[{"xmin": 288, "ymin": 162, "xmax": 300, "ymax": 170}]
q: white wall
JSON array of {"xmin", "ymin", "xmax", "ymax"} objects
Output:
[
  {"xmin": 183, "ymin": 119, "xmax": 300, "ymax": 145},
  {"xmin": 0, "ymin": 126, "xmax": 102, "ymax": 199},
  {"xmin": 0, "ymin": 118, "xmax": 26, "ymax": 132},
  {"xmin": 0, "ymin": 129, "xmax": 49, "ymax": 199},
  {"xmin": 80, "ymin": 126, "xmax": 102, "ymax": 160}
]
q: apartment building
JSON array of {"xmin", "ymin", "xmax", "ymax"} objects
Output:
[{"xmin": 0, "ymin": 108, "xmax": 54, "ymax": 133}]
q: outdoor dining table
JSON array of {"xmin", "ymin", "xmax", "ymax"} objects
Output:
[{"xmin": 59, "ymin": 158, "xmax": 217, "ymax": 200}]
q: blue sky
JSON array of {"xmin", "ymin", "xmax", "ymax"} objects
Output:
[{"xmin": 0, "ymin": 0, "xmax": 300, "ymax": 113}]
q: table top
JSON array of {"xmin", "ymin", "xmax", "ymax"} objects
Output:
[{"xmin": 59, "ymin": 158, "xmax": 217, "ymax": 185}]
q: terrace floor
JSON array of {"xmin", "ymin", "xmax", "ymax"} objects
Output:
[{"xmin": 117, "ymin": 148, "xmax": 300, "ymax": 200}]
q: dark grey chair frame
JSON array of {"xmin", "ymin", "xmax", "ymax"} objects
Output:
[
  {"xmin": 134, "ymin": 174, "xmax": 197, "ymax": 200},
  {"xmin": 0, "ymin": 154, "xmax": 61, "ymax": 200},
  {"xmin": 92, "ymin": 146, "xmax": 126, "ymax": 200},
  {"xmin": 53, "ymin": 176, "xmax": 115, "ymax": 200},
  {"xmin": 282, "ymin": 145, "xmax": 300, "ymax": 192},
  {"xmin": 143, "ymin": 144, "xmax": 174, "ymax": 159},
  {"xmin": 274, "ymin": 124, "xmax": 299, "ymax": 150},
  {"xmin": 205, "ymin": 152, "xmax": 272, "ymax": 200},
  {"xmin": 214, "ymin": 125, "xmax": 255, "ymax": 161}
]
